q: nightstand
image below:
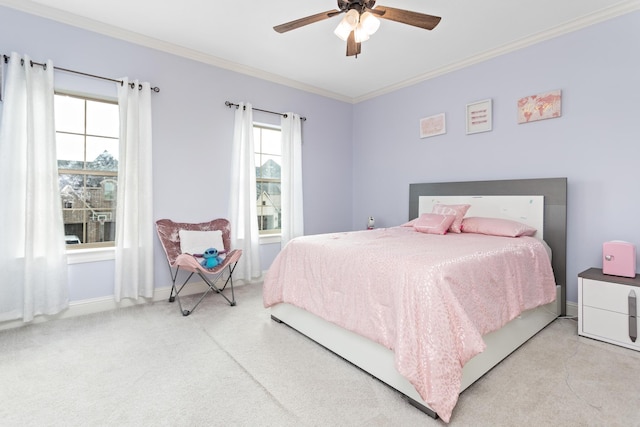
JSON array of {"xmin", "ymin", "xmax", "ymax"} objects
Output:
[{"xmin": 578, "ymin": 268, "xmax": 639, "ymax": 351}]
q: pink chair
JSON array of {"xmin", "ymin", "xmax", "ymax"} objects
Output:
[{"xmin": 155, "ymin": 218, "xmax": 242, "ymax": 316}]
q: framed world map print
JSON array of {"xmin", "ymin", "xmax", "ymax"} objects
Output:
[{"xmin": 517, "ymin": 90, "xmax": 562, "ymax": 124}]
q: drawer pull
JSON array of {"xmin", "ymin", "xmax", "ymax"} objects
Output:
[{"xmin": 630, "ymin": 290, "xmax": 637, "ymax": 343}]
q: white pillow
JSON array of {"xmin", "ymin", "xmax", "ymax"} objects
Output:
[{"xmin": 179, "ymin": 229, "xmax": 224, "ymax": 255}]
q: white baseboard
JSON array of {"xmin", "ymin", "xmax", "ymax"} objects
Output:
[
  {"xmin": 565, "ymin": 301, "xmax": 578, "ymax": 318},
  {"xmin": 0, "ymin": 279, "xmax": 255, "ymax": 331},
  {"xmin": 1, "ymin": 280, "xmax": 578, "ymax": 331}
]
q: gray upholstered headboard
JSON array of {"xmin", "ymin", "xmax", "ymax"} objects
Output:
[{"xmin": 409, "ymin": 177, "xmax": 567, "ymax": 315}]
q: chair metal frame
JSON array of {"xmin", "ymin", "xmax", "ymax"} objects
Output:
[{"xmin": 156, "ymin": 218, "xmax": 242, "ymax": 316}]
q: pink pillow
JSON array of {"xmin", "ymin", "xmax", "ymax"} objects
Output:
[
  {"xmin": 413, "ymin": 213, "xmax": 456, "ymax": 235},
  {"xmin": 432, "ymin": 204, "xmax": 470, "ymax": 233},
  {"xmin": 401, "ymin": 218, "xmax": 417, "ymax": 227},
  {"xmin": 461, "ymin": 217, "xmax": 537, "ymax": 237}
]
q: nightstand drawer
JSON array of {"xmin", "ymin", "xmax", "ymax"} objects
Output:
[
  {"xmin": 582, "ymin": 278, "xmax": 636, "ymax": 314},
  {"xmin": 578, "ymin": 269, "xmax": 640, "ymax": 352},
  {"xmin": 581, "ymin": 306, "xmax": 640, "ymax": 351}
]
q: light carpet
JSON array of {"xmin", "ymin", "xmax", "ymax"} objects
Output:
[{"xmin": 1, "ymin": 283, "xmax": 639, "ymax": 426}]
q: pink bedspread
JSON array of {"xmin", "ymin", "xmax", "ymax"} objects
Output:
[{"xmin": 263, "ymin": 226, "xmax": 556, "ymax": 422}]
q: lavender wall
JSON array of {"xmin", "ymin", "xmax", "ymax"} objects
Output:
[
  {"xmin": 0, "ymin": 6, "xmax": 354, "ymax": 301},
  {"xmin": 352, "ymin": 11, "xmax": 640, "ymax": 303},
  {"xmin": 2, "ymin": 5, "xmax": 639, "ymax": 306}
]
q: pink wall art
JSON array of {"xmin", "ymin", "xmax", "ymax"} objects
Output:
[
  {"xmin": 419, "ymin": 113, "xmax": 446, "ymax": 138},
  {"xmin": 517, "ymin": 89, "xmax": 562, "ymax": 124},
  {"xmin": 466, "ymin": 99, "xmax": 492, "ymax": 134}
]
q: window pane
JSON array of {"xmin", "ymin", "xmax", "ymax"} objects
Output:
[
  {"xmin": 54, "ymin": 95, "xmax": 85, "ymax": 134},
  {"xmin": 56, "ymin": 133, "xmax": 85, "ymax": 170},
  {"xmin": 261, "ymin": 129, "xmax": 281, "ymax": 155},
  {"xmin": 254, "ymin": 125, "xmax": 282, "ymax": 235},
  {"xmin": 86, "ymin": 175, "xmax": 117, "ymax": 209},
  {"xmin": 255, "ymin": 153, "xmax": 262, "ymax": 178},
  {"xmin": 64, "ymin": 223, "xmax": 84, "ymax": 244},
  {"xmin": 87, "ymin": 208, "xmax": 116, "ymax": 243},
  {"xmin": 86, "ymin": 136, "xmax": 118, "ymax": 171},
  {"xmin": 256, "ymin": 177, "xmax": 281, "ymax": 232},
  {"xmin": 60, "ymin": 173, "xmax": 117, "ymax": 245},
  {"xmin": 59, "ymin": 173, "xmax": 84, "ymax": 193},
  {"xmin": 87, "ymin": 100, "xmax": 119, "ymax": 137},
  {"xmin": 259, "ymin": 155, "xmax": 281, "ymax": 179},
  {"xmin": 102, "ymin": 179, "xmax": 117, "ymax": 201},
  {"xmin": 63, "ymin": 210, "xmax": 87, "ymax": 244},
  {"xmin": 56, "ymin": 93, "xmax": 118, "ymax": 248}
]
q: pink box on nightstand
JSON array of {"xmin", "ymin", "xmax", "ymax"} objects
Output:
[{"xmin": 602, "ymin": 241, "xmax": 637, "ymax": 278}]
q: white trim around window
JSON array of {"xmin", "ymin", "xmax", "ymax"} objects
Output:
[
  {"xmin": 260, "ymin": 234, "xmax": 281, "ymax": 245},
  {"xmin": 66, "ymin": 247, "xmax": 115, "ymax": 264}
]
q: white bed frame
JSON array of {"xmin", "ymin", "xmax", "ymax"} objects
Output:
[{"xmin": 270, "ymin": 178, "xmax": 567, "ymax": 418}]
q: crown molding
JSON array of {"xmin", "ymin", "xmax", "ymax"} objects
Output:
[
  {"xmin": 1, "ymin": 0, "xmax": 639, "ymax": 105},
  {"xmin": 353, "ymin": 0, "xmax": 640, "ymax": 103},
  {"xmin": 0, "ymin": 0, "xmax": 353, "ymax": 103}
]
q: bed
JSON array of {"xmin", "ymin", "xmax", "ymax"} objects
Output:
[{"xmin": 263, "ymin": 178, "xmax": 567, "ymax": 422}]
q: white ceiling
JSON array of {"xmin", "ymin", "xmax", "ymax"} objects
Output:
[{"xmin": 3, "ymin": 0, "xmax": 639, "ymax": 102}]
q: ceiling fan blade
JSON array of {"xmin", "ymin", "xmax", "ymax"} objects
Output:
[
  {"xmin": 346, "ymin": 30, "xmax": 361, "ymax": 57},
  {"xmin": 274, "ymin": 9, "xmax": 340, "ymax": 33},
  {"xmin": 374, "ymin": 6, "xmax": 441, "ymax": 30}
]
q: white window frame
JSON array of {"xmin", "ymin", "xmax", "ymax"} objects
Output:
[
  {"xmin": 254, "ymin": 122, "xmax": 282, "ymax": 244},
  {"xmin": 55, "ymin": 91, "xmax": 119, "ymax": 261}
]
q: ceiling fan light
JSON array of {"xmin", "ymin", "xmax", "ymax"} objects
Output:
[
  {"xmin": 360, "ymin": 11, "xmax": 380, "ymax": 35},
  {"xmin": 344, "ymin": 9, "xmax": 359, "ymax": 26},
  {"xmin": 334, "ymin": 20, "xmax": 353, "ymax": 41},
  {"xmin": 354, "ymin": 23, "xmax": 370, "ymax": 43},
  {"xmin": 334, "ymin": 9, "xmax": 360, "ymax": 41}
]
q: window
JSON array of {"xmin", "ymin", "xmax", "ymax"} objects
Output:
[
  {"xmin": 254, "ymin": 125, "xmax": 281, "ymax": 235},
  {"xmin": 55, "ymin": 93, "xmax": 119, "ymax": 248}
]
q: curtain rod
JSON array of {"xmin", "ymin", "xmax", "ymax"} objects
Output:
[
  {"xmin": 2, "ymin": 54, "xmax": 160, "ymax": 93},
  {"xmin": 225, "ymin": 101, "xmax": 306, "ymax": 121}
]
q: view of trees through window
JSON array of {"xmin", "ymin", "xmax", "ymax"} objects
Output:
[
  {"xmin": 55, "ymin": 93, "xmax": 119, "ymax": 247},
  {"xmin": 254, "ymin": 125, "xmax": 281, "ymax": 235}
]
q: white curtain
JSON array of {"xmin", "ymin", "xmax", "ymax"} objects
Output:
[
  {"xmin": 280, "ymin": 113, "xmax": 304, "ymax": 247},
  {"xmin": 0, "ymin": 52, "xmax": 69, "ymax": 322},
  {"xmin": 114, "ymin": 78, "xmax": 154, "ymax": 301},
  {"xmin": 228, "ymin": 103, "xmax": 261, "ymax": 281}
]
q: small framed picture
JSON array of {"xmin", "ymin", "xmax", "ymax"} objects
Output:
[
  {"xmin": 517, "ymin": 90, "xmax": 561, "ymax": 124},
  {"xmin": 466, "ymin": 99, "xmax": 492, "ymax": 134},
  {"xmin": 419, "ymin": 113, "xmax": 446, "ymax": 139}
]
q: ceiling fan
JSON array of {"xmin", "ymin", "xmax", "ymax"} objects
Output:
[{"xmin": 273, "ymin": 0, "xmax": 441, "ymax": 57}]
